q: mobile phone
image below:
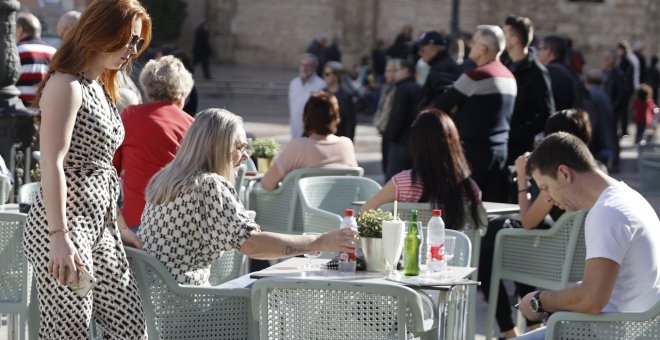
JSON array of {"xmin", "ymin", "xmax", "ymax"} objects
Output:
[{"xmin": 67, "ymin": 264, "xmax": 97, "ymax": 297}]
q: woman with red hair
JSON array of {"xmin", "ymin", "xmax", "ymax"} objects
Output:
[{"xmin": 23, "ymin": 0, "xmax": 151, "ymax": 337}]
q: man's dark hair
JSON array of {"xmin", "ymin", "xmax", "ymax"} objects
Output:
[
  {"xmin": 542, "ymin": 35, "xmax": 568, "ymax": 64},
  {"xmin": 303, "ymin": 91, "xmax": 339, "ymax": 136},
  {"xmin": 505, "ymin": 15, "xmax": 534, "ymax": 48},
  {"xmin": 526, "ymin": 132, "xmax": 597, "ymax": 178}
]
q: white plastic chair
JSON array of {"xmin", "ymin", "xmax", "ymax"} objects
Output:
[
  {"xmin": 378, "ymin": 201, "xmax": 487, "ymax": 340},
  {"xmin": 17, "ymin": 182, "xmax": 40, "ymax": 204},
  {"xmin": 0, "ymin": 212, "xmax": 32, "ymax": 340},
  {"xmin": 244, "ymin": 157, "xmax": 257, "ymax": 173},
  {"xmin": 637, "ymin": 143, "xmax": 660, "ymax": 196},
  {"xmin": 234, "ymin": 164, "xmax": 247, "ymax": 203},
  {"xmin": 545, "ymin": 299, "xmax": 660, "ymax": 339},
  {"xmin": 445, "ymin": 229, "xmax": 471, "ymax": 268},
  {"xmin": 298, "ymin": 176, "xmax": 382, "ymax": 233},
  {"xmin": 252, "ymin": 277, "xmax": 435, "ymax": 339},
  {"xmin": 247, "ymin": 167, "xmax": 363, "ymax": 234},
  {"xmin": 208, "ymin": 249, "xmax": 248, "ymax": 286},
  {"xmin": 0, "ymin": 174, "xmax": 11, "ymax": 204},
  {"xmin": 485, "ymin": 208, "xmax": 589, "ymax": 339},
  {"xmin": 545, "ymin": 301, "xmax": 660, "ymax": 340},
  {"xmin": 124, "ymin": 247, "xmax": 255, "ymax": 340}
]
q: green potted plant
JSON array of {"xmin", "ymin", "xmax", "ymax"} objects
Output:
[
  {"xmin": 251, "ymin": 138, "xmax": 280, "ymax": 173},
  {"xmin": 30, "ymin": 164, "xmax": 41, "ymax": 182},
  {"xmin": 357, "ymin": 209, "xmax": 394, "ymax": 272}
]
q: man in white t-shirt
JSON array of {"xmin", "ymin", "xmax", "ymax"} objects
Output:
[
  {"xmin": 516, "ymin": 132, "xmax": 660, "ymax": 339},
  {"xmin": 288, "ymin": 54, "xmax": 326, "ymax": 138}
]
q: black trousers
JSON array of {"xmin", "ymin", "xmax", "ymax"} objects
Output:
[
  {"xmin": 478, "ymin": 215, "xmax": 542, "ymax": 332},
  {"xmin": 465, "ymin": 145, "xmax": 508, "ymax": 203}
]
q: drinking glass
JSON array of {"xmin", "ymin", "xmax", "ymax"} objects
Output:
[
  {"xmin": 443, "ymin": 236, "xmax": 456, "ymax": 269},
  {"xmin": 302, "ymin": 232, "xmax": 322, "ymax": 269},
  {"xmin": 382, "ymin": 220, "xmax": 405, "ymax": 276}
]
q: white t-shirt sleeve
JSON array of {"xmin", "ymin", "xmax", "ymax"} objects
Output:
[{"xmin": 585, "ymin": 206, "xmax": 633, "ymax": 265}]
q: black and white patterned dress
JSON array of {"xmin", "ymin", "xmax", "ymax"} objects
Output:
[
  {"xmin": 23, "ymin": 74, "xmax": 146, "ymax": 339},
  {"xmin": 139, "ymin": 173, "xmax": 259, "ymax": 285}
]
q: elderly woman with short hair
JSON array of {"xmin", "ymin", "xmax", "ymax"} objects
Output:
[
  {"xmin": 113, "ymin": 55, "xmax": 195, "ymax": 230},
  {"xmin": 260, "ymin": 91, "xmax": 358, "ymax": 190}
]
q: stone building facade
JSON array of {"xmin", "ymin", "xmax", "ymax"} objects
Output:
[
  {"xmin": 17, "ymin": 0, "xmax": 660, "ymax": 71},
  {"xmin": 177, "ymin": 0, "xmax": 658, "ymax": 70}
]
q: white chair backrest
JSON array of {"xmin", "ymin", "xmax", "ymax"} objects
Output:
[
  {"xmin": 208, "ymin": 249, "xmax": 247, "ymax": 286},
  {"xmin": 252, "ymin": 277, "xmax": 432, "ymax": 339},
  {"xmin": 637, "ymin": 143, "xmax": 660, "ymax": 196},
  {"xmin": 125, "ymin": 247, "xmax": 253, "ymax": 340},
  {"xmin": 0, "ymin": 212, "xmax": 32, "ymax": 340},
  {"xmin": 243, "ymin": 157, "xmax": 257, "ymax": 173},
  {"xmin": 0, "ymin": 174, "xmax": 11, "ymax": 204},
  {"xmin": 485, "ymin": 208, "xmax": 589, "ymax": 339},
  {"xmin": 298, "ymin": 176, "xmax": 382, "ymax": 233},
  {"xmin": 445, "ymin": 229, "xmax": 472, "ymax": 268},
  {"xmin": 249, "ymin": 167, "xmax": 363, "ymax": 234},
  {"xmin": 546, "ymin": 299, "xmax": 660, "ymax": 339},
  {"xmin": 17, "ymin": 182, "xmax": 40, "ymax": 205}
]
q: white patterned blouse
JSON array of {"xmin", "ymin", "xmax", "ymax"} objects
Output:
[{"xmin": 138, "ymin": 173, "xmax": 259, "ymax": 285}]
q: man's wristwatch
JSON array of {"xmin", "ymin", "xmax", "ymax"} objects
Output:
[{"xmin": 530, "ymin": 291, "xmax": 545, "ymax": 313}]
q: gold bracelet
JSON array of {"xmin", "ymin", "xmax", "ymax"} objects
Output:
[
  {"xmin": 518, "ymin": 189, "xmax": 528, "ymax": 193},
  {"xmin": 48, "ymin": 228, "xmax": 70, "ymax": 236}
]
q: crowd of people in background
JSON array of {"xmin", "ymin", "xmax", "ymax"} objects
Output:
[{"xmin": 288, "ymin": 17, "xmax": 660, "ymax": 195}]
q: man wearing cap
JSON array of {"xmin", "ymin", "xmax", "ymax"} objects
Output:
[
  {"xmin": 417, "ymin": 31, "xmax": 461, "ymax": 108},
  {"xmin": 434, "ymin": 25, "xmax": 516, "ymax": 203}
]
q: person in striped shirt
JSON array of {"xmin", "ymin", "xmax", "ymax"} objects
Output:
[
  {"xmin": 434, "ymin": 25, "xmax": 517, "ymax": 204},
  {"xmin": 15, "ymin": 12, "xmax": 56, "ymax": 107}
]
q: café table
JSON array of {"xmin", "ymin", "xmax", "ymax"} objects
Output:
[
  {"xmin": 0, "ymin": 203, "xmax": 21, "ymax": 213},
  {"xmin": 481, "ymin": 201, "xmax": 520, "ymax": 216},
  {"xmin": 250, "ymin": 257, "xmax": 478, "ymax": 340},
  {"xmin": 351, "ymin": 200, "xmax": 520, "ymax": 216}
]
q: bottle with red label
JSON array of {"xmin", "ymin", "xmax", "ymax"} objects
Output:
[
  {"xmin": 338, "ymin": 209, "xmax": 357, "ymax": 272},
  {"xmin": 426, "ymin": 209, "xmax": 446, "ymax": 272}
]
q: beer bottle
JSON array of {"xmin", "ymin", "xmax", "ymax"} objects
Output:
[{"xmin": 403, "ymin": 209, "xmax": 421, "ymax": 276}]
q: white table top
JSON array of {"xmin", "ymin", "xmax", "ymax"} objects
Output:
[
  {"xmin": 250, "ymin": 257, "xmax": 477, "ymax": 289},
  {"xmin": 350, "ymin": 200, "xmax": 520, "ymax": 216},
  {"xmin": 482, "ymin": 201, "xmax": 520, "ymax": 215},
  {"xmin": 0, "ymin": 204, "xmax": 21, "ymax": 214}
]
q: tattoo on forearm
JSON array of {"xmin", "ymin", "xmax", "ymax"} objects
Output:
[{"xmin": 285, "ymin": 245, "xmax": 306, "ymax": 255}]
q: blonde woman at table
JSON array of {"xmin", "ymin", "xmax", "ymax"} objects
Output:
[
  {"xmin": 138, "ymin": 108, "xmax": 358, "ymax": 285},
  {"xmin": 479, "ymin": 108, "xmax": 593, "ymax": 338},
  {"xmin": 22, "ymin": 0, "xmax": 151, "ymax": 338},
  {"xmin": 362, "ymin": 109, "xmax": 482, "ymax": 229},
  {"xmin": 260, "ymin": 91, "xmax": 358, "ymax": 190}
]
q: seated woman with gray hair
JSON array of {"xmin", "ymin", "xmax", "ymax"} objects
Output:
[
  {"xmin": 138, "ymin": 108, "xmax": 357, "ymax": 285},
  {"xmin": 113, "ymin": 55, "xmax": 195, "ymax": 231}
]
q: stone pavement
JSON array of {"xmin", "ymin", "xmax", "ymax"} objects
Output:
[{"xmin": 2, "ymin": 62, "xmax": 657, "ymax": 340}]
